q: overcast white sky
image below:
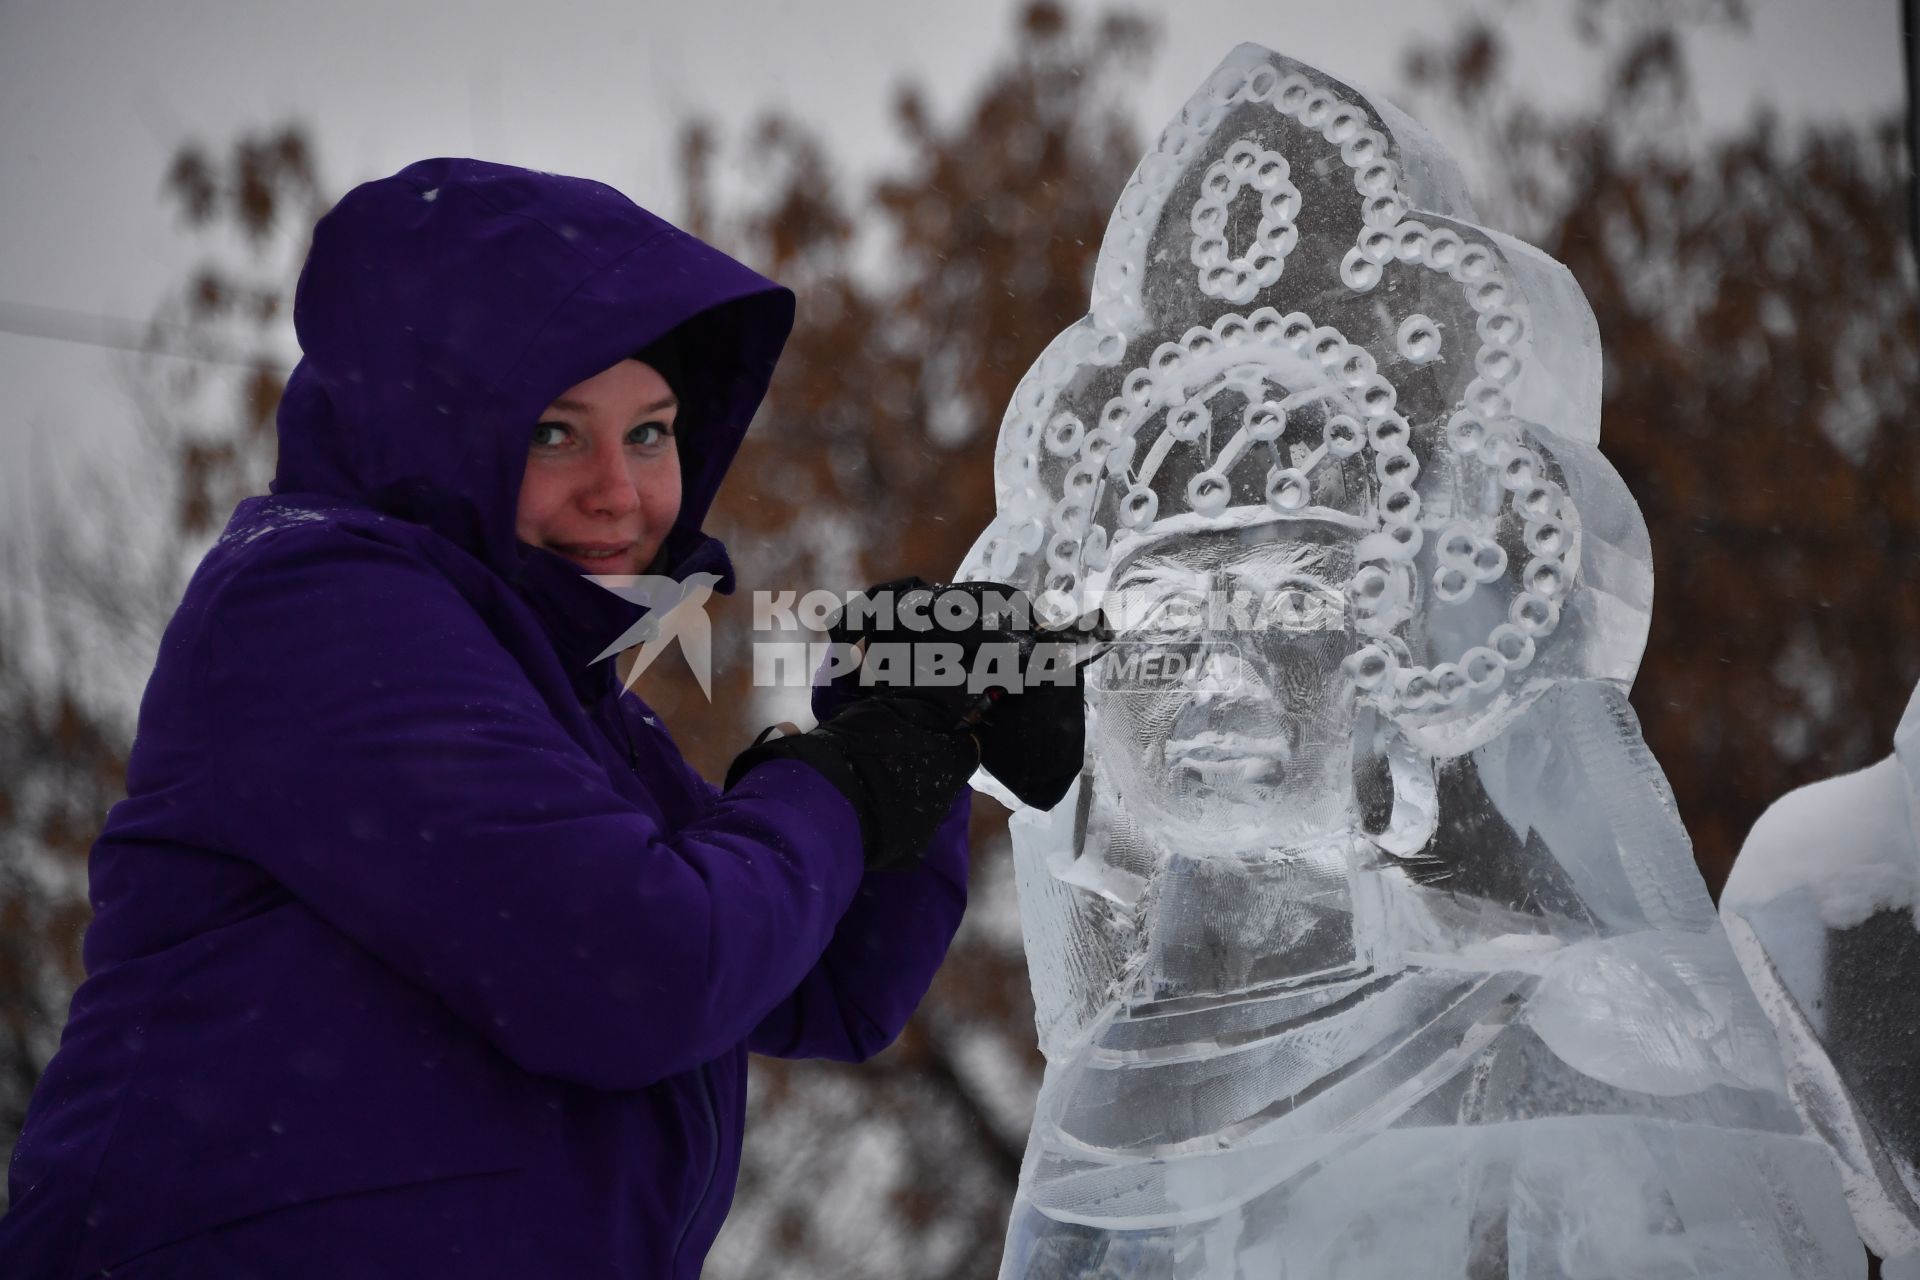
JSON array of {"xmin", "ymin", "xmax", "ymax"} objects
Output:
[{"xmin": 0, "ymin": 0, "xmax": 1905, "ymax": 511}]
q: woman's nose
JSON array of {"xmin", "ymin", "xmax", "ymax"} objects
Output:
[{"xmin": 580, "ymin": 445, "xmax": 642, "ymax": 516}]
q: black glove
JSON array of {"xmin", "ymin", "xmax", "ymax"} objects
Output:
[
  {"xmin": 724, "ymin": 695, "xmax": 978, "ymax": 871},
  {"xmin": 973, "ymin": 644, "xmax": 1085, "ymax": 812},
  {"xmin": 816, "ymin": 578, "xmax": 1087, "ymax": 812}
]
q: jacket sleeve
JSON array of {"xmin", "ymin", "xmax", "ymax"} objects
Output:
[
  {"xmin": 642, "ymin": 697, "xmax": 974, "ymax": 1065},
  {"xmin": 189, "ymin": 527, "xmax": 870, "ymax": 1091},
  {"xmin": 744, "ymin": 788, "xmax": 971, "ymax": 1062}
]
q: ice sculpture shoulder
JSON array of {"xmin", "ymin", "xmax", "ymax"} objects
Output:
[
  {"xmin": 1722, "ymin": 681, "xmax": 1920, "ymax": 1278},
  {"xmin": 958, "ymin": 45, "xmax": 1863, "ymax": 1277}
]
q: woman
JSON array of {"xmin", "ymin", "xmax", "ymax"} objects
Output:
[{"xmin": 0, "ymin": 158, "xmax": 1033, "ymax": 1277}]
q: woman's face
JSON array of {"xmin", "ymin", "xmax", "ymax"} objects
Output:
[{"xmin": 515, "ymin": 358, "xmax": 682, "ymax": 575}]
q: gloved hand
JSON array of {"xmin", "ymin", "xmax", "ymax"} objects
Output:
[
  {"xmin": 811, "ymin": 577, "xmax": 1087, "ymax": 812},
  {"xmin": 972, "ymin": 647, "xmax": 1085, "ymax": 812},
  {"xmin": 724, "ymin": 693, "xmax": 978, "ymax": 872}
]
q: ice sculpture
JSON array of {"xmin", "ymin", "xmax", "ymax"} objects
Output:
[
  {"xmin": 958, "ymin": 45, "xmax": 1863, "ymax": 1276},
  {"xmin": 1721, "ymin": 683, "xmax": 1920, "ymax": 1278}
]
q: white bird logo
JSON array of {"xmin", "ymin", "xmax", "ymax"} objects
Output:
[{"xmin": 584, "ymin": 572, "xmax": 723, "ymax": 699}]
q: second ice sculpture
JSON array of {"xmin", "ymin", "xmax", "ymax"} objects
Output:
[
  {"xmin": 1722, "ymin": 682, "xmax": 1920, "ymax": 1278},
  {"xmin": 959, "ymin": 44, "xmax": 1862, "ymax": 1276}
]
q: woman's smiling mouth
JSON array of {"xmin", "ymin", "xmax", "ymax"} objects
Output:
[{"xmin": 551, "ymin": 540, "xmax": 637, "ymax": 568}]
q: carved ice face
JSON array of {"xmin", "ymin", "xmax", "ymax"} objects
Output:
[{"xmin": 1091, "ymin": 522, "xmax": 1362, "ymax": 852}]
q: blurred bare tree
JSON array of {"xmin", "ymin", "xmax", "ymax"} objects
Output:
[{"xmin": 2, "ymin": 2, "xmax": 1915, "ymax": 1276}]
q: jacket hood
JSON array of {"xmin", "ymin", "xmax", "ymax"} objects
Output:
[{"xmin": 270, "ymin": 157, "xmax": 794, "ymax": 679}]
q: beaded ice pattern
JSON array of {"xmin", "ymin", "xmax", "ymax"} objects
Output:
[{"xmin": 964, "ymin": 45, "xmax": 1588, "ymax": 724}]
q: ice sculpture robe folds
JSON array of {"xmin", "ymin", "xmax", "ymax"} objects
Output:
[{"xmin": 958, "ymin": 45, "xmax": 1864, "ymax": 1278}]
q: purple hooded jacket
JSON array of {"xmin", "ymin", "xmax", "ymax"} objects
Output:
[{"xmin": 0, "ymin": 158, "xmax": 971, "ymax": 1278}]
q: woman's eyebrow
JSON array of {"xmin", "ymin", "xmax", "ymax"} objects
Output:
[{"xmin": 546, "ymin": 394, "xmax": 679, "ymax": 415}]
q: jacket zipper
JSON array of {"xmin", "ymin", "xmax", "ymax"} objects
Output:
[
  {"xmin": 619, "ymin": 705, "xmax": 639, "ymax": 769},
  {"xmin": 670, "ymin": 1063, "xmax": 721, "ymax": 1273},
  {"xmin": 587, "ymin": 685, "xmax": 641, "ymax": 770}
]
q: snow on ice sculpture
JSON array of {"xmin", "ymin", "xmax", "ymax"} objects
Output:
[
  {"xmin": 957, "ymin": 44, "xmax": 1863, "ymax": 1277},
  {"xmin": 1722, "ymin": 681, "xmax": 1920, "ymax": 1279}
]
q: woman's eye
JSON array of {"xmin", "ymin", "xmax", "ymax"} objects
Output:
[
  {"xmin": 531, "ymin": 422, "xmax": 570, "ymax": 448},
  {"xmin": 629, "ymin": 422, "xmax": 674, "ymax": 449}
]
